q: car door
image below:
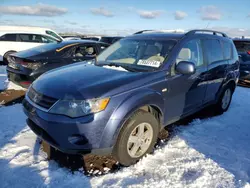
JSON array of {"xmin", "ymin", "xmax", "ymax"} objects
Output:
[
  {"xmin": 164, "ymin": 39, "xmax": 208, "ymax": 123},
  {"xmin": 202, "ymin": 39, "xmax": 228, "ymax": 103},
  {"xmin": 72, "ymin": 43, "xmax": 98, "ymax": 62}
]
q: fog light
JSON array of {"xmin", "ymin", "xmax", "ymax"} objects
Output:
[{"xmin": 68, "ymin": 135, "xmax": 88, "ymax": 145}]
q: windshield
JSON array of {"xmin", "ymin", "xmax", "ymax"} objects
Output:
[
  {"xmin": 46, "ymin": 30, "xmax": 63, "ymax": 42},
  {"xmin": 42, "ymin": 35, "xmax": 59, "ymax": 43},
  {"xmin": 96, "ymin": 38, "xmax": 176, "ymax": 72}
]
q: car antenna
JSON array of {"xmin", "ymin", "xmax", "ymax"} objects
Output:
[{"xmin": 205, "ymin": 22, "xmax": 210, "ymax": 29}]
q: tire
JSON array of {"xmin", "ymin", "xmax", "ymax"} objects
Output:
[
  {"xmin": 214, "ymin": 86, "xmax": 233, "ymax": 115},
  {"xmin": 113, "ymin": 109, "xmax": 159, "ymax": 166},
  {"xmin": 3, "ymin": 51, "xmax": 16, "ymax": 65}
]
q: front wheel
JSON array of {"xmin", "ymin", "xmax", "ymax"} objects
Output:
[
  {"xmin": 113, "ymin": 110, "xmax": 159, "ymax": 166},
  {"xmin": 214, "ymin": 86, "xmax": 233, "ymax": 115}
]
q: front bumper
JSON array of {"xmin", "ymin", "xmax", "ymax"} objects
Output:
[{"xmin": 22, "ymin": 96, "xmax": 113, "ymax": 155}]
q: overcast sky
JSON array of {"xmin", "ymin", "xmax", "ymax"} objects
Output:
[{"xmin": 0, "ymin": 0, "xmax": 249, "ymax": 36}]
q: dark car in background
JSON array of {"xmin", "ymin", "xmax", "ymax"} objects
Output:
[
  {"xmin": 23, "ymin": 29, "xmax": 239, "ymax": 166},
  {"xmin": 99, "ymin": 36, "xmax": 123, "ymax": 44},
  {"xmin": 7, "ymin": 40, "xmax": 109, "ymax": 88},
  {"xmin": 233, "ymin": 38, "xmax": 250, "ymax": 85}
]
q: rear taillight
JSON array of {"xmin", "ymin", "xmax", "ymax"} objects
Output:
[
  {"xmin": 16, "ymin": 59, "xmax": 41, "ymax": 70},
  {"xmin": 247, "ymin": 51, "xmax": 250, "ymax": 55},
  {"xmin": 15, "ymin": 59, "xmax": 28, "ymax": 66},
  {"xmin": 20, "ymin": 81, "xmax": 31, "ymax": 86},
  {"xmin": 20, "ymin": 61, "xmax": 28, "ymax": 66}
]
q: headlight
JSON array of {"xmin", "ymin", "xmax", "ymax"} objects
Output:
[{"xmin": 49, "ymin": 97, "xmax": 110, "ymax": 118}]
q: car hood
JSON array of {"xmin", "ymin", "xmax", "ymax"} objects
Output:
[{"xmin": 32, "ymin": 63, "xmax": 149, "ymax": 100}]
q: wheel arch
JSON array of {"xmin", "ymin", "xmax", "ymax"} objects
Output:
[
  {"xmin": 3, "ymin": 50, "xmax": 17, "ymax": 57},
  {"xmin": 216, "ymin": 78, "xmax": 236, "ymax": 103},
  {"xmin": 227, "ymin": 80, "xmax": 236, "ymax": 92},
  {"xmin": 99, "ymin": 89, "xmax": 165, "ymax": 148},
  {"xmin": 3, "ymin": 50, "xmax": 17, "ymax": 64}
]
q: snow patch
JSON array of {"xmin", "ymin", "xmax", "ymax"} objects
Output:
[
  {"xmin": 0, "ymin": 87, "xmax": 250, "ymax": 187},
  {"xmin": 7, "ymin": 81, "xmax": 27, "ymax": 91},
  {"xmin": 0, "ymin": 65, "xmax": 7, "ymax": 90},
  {"xmin": 0, "ymin": 65, "xmax": 26, "ymax": 91},
  {"xmin": 102, "ymin": 65, "xmax": 128, "ymax": 72}
]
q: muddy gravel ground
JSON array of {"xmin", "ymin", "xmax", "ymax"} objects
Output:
[
  {"xmin": 41, "ymin": 127, "xmax": 172, "ymax": 176},
  {"xmin": 38, "ymin": 105, "xmax": 218, "ymax": 176},
  {"xmin": 0, "ymin": 89, "xmax": 26, "ymax": 106}
]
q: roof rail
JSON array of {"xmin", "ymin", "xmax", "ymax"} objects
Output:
[
  {"xmin": 134, "ymin": 29, "xmax": 185, "ymax": 35},
  {"xmin": 185, "ymin": 29, "xmax": 228, "ymax": 37},
  {"xmin": 133, "ymin": 30, "xmax": 154, "ymax": 34}
]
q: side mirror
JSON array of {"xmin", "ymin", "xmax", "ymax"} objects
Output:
[{"xmin": 175, "ymin": 61, "xmax": 196, "ymax": 75}]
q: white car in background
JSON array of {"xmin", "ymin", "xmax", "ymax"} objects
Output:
[{"xmin": 0, "ymin": 26, "xmax": 63, "ymax": 64}]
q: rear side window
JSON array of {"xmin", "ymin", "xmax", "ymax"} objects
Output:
[
  {"xmin": 203, "ymin": 39, "xmax": 223, "ymax": 64},
  {"xmin": 0, "ymin": 34, "xmax": 17, "ymax": 41},
  {"xmin": 19, "ymin": 34, "xmax": 31, "ymax": 42},
  {"xmin": 17, "ymin": 34, "xmax": 57, "ymax": 43},
  {"xmin": 222, "ymin": 41, "xmax": 232, "ymax": 60},
  {"xmin": 74, "ymin": 44, "xmax": 97, "ymax": 57}
]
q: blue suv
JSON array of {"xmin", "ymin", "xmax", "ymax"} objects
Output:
[{"xmin": 23, "ymin": 30, "xmax": 239, "ymax": 166}]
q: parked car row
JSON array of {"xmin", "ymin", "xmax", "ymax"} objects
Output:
[
  {"xmin": 62, "ymin": 35, "xmax": 123, "ymax": 44},
  {"xmin": 0, "ymin": 26, "xmax": 122, "ymax": 66},
  {"xmin": 6, "ymin": 40, "xmax": 110, "ymax": 88},
  {"xmin": 233, "ymin": 38, "xmax": 250, "ymax": 85},
  {"xmin": 20, "ymin": 29, "xmax": 239, "ymax": 166},
  {"xmin": 0, "ymin": 26, "xmax": 64, "ymax": 65}
]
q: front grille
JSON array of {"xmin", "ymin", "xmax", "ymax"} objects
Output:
[{"xmin": 28, "ymin": 87, "xmax": 58, "ymax": 109}]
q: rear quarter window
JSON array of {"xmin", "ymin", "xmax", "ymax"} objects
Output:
[
  {"xmin": 222, "ymin": 41, "xmax": 233, "ymax": 60},
  {"xmin": 0, "ymin": 34, "xmax": 17, "ymax": 41}
]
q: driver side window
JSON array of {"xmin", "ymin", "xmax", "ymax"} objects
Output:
[
  {"xmin": 177, "ymin": 39, "xmax": 204, "ymax": 67},
  {"xmin": 74, "ymin": 45, "xmax": 97, "ymax": 58}
]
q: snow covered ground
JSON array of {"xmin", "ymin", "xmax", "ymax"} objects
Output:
[
  {"xmin": 0, "ymin": 87, "xmax": 250, "ymax": 187},
  {"xmin": 0, "ymin": 66, "xmax": 27, "ymax": 91},
  {"xmin": 0, "ymin": 66, "xmax": 8, "ymax": 90}
]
